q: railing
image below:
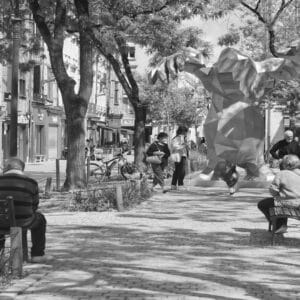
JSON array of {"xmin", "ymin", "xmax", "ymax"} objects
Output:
[{"xmin": 33, "ymin": 93, "xmax": 47, "ymax": 104}]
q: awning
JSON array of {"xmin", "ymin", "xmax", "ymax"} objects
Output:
[
  {"xmin": 121, "ymin": 128, "xmax": 134, "ymax": 134},
  {"xmin": 98, "ymin": 125, "xmax": 116, "ymax": 131}
]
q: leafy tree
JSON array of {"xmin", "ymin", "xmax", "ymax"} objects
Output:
[
  {"xmin": 28, "ymin": 0, "xmax": 93, "ymax": 189},
  {"xmin": 75, "ymin": 0, "xmax": 212, "ymax": 168},
  {"xmin": 216, "ymin": 0, "xmax": 297, "ymax": 59},
  {"xmin": 140, "ymin": 76, "xmax": 208, "ymax": 129},
  {"xmin": 0, "ymin": 1, "xmax": 42, "ymax": 65},
  {"xmin": 25, "ymin": 0, "xmax": 213, "ymax": 188},
  {"xmin": 217, "ymin": 0, "xmax": 300, "ymax": 113}
]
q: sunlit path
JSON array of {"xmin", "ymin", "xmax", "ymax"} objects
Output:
[{"xmin": 2, "ymin": 187, "xmax": 300, "ymax": 299}]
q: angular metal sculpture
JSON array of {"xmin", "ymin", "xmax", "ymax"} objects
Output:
[{"xmin": 149, "ymin": 42, "xmax": 300, "ymax": 180}]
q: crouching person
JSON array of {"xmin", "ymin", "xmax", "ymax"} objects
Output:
[
  {"xmin": 257, "ymin": 154, "xmax": 300, "ymax": 234},
  {"xmin": 0, "ymin": 157, "xmax": 52, "ymax": 263}
]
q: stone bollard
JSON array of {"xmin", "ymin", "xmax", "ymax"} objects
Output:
[
  {"xmin": 115, "ymin": 185, "xmax": 124, "ymax": 212},
  {"xmin": 44, "ymin": 177, "xmax": 52, "ymax": 198}
]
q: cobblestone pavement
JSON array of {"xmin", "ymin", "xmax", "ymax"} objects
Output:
[{"xmin": 2, "ymin": 186, "xmax": 300, "ymax": 300}]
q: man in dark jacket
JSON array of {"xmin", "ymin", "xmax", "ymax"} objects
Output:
[
  {"xmin": 270, "ymin": 130, "xmax": 300, "ymax": 161},
  {"xmin": 0, "ymin": 157, "xmax": 52, "ymax": 263}
]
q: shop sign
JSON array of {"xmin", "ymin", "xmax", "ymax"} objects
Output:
[
  {"xmin": 18, "ymin": 115, "xmax": 29, "ymax": 124},
  {"xmin": 121, "ymin": 118, "xmax": 134, "ymax": 126}
]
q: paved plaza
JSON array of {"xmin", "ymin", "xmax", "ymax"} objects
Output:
[{"xmin": 1, "ymin": 185, "xmax": 300, "ymax": 299}]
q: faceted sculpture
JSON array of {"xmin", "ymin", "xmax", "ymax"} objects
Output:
[{"xmin": 149, "ymin": 43, "xmax": 300, "ymax": 180}]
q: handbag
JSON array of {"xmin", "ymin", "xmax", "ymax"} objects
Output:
[
  {"xmin": 170, "ymin": 152, "xmax": 181, "ymax": 163},
  {"xmin": 146, "ymin": 155, "xmax": 162, "ymax": 164},
  {"xmin": 146, "ymin": 142, "xmax": 162, "ymax": 164}
]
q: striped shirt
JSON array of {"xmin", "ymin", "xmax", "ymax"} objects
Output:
[{"xmin": 0, "ymin": 173, "xmax": 39, "ymax": 227}]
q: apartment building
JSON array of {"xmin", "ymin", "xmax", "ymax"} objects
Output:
[{"xmin": 0, "ymin": 26, "xmax": 137, "ymax": 162}]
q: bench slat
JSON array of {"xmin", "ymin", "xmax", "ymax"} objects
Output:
[{"xmin": 270, "ymin": 206, "xmax": 300, "ymax": 220}]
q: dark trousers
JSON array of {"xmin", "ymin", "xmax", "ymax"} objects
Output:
[
  {"xmin": 152, "ymin": 163, "xmax": 165, "ymax": 187},
  {"xmin": 257, "ymin": 197, "xmax": 287, "ymax": 230},
  {"xmin": 171, "ymin": 157, "xmax": 186, "ymax": 186},
  {"xmin": 0, "ymin": 212, "xmax": 46, "ymax": 257}
]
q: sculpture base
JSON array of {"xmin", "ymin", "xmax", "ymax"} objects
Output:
[
  {"xmin": 191, "ymin": 179, "xmax": 271, "ymax": 189},
  {"xmin": 189, "ymin": 164, "xmax": 276, "ymax": 189}
]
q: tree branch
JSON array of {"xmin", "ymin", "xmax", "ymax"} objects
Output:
[
  {"xmin": 114, "ymin": 33, "xmax": 139, "ymax": 101},
  {"xmin": 29, "ymin": 0, "xmax": 52, "ymax": 45},
  {"xmin": 74, "ymin": 0, "xmax": 93, "ymax": 100},
  {"xmin": 240, "ymin": 1, "xmax": 266, "ymax": 24},
  {"xmin": 123, "ymin": 0, "xmax": 177, "ymax": 19},
  {"xmin": 270, "ymin": 0, "xmax": 294, "ymax": 26},
  {"xmin": 255, "ymin": 0, "xmax": 262, "ymax": 11},
  {"xmin": 54, "ymin": 0, "xmax": 67, "ymax": 39},
  {"xmin": 86, "ymin": 24, "xmax": 133, "ymax": 102},
  {"xmin": 240, "ymin": 0, "xmax": 295, "ymax": 57}
]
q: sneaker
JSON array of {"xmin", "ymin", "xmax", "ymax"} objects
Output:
[
  {"xmin": 31, "ymin": 255, "xmax": 54, "ymax": 263},
  {"xmin": 229, "ymin": 187, "xmax": 236, "ymax": 195},
  {"xmin": 170, "ymin": 185, "xmax": 177, "ymax": 190},
  {"xmin": 275, "ymin": 225, "xmax": 288, "ymax": 234},
  {"xmin": 152, "ymin": 185, "xmax": 162, "ymax": 192},
  {"xmin": 162, "ymin": 187, "xmax": 169, "ymax": 193},
  {"xmin": 177, "ymin": 186, "xmax": 187, "ymax": 191}
]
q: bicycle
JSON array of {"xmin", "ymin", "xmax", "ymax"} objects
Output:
[{"xmin": 86, "ymin": 152, "xmax": 140, "ymax": 182}]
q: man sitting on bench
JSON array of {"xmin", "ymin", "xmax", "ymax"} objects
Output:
[
  {"xmin": 257, "ymin": 154, "xmax": 300, "ymax": 234},
  {"xmin": 0, "ymin": 157, "xmax": 52, "ymax": 263}
]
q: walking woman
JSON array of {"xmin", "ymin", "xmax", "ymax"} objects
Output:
[
  {"xmin": 146, "ymin": 132, "xmax": 170, "ymax": 193},
  {"xmin": 171, "ymin": 126, "xmax": 189, "ymax": 191}
]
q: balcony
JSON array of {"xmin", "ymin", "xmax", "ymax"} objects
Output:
[
  {"xmin": 87, "ymin": 103, "xmax": 96, "ymax": 114},
  {"xmin": 33, "ymin": 93, "xmax": 47, "ymax": 105}
]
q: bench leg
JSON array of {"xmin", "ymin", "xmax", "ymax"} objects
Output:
[
  {"xmin": 268, "ymin": 221, "xmax": 272, "ymax": 232},
  {"xmin": 271, "ymin": 218, "xmax": 277, "ymax": 246},
  {"xmin": 22, "ymin": 229, "xmax": 28, "ymax": 262}
]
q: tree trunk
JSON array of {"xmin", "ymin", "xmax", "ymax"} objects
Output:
[
  {"xmin": 63, "ymin": 95, "xmax": 87, "ymax": 190},
  {"xmin": 133, "ymin": 105, "xmax": 147, "ymax": 168}
]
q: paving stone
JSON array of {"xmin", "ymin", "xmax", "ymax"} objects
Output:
[{"xmin": 2, "ymin": 187, "xmax": 300, "ymax": 299}]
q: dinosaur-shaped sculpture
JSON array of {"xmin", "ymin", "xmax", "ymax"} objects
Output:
[{"xmin": 149, "ymin": 42, "xmax": 300, "ymax": 180}]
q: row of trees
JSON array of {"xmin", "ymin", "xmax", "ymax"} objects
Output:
[
  {"xmin": 0, "ymin": 0, "xmax": 298, "ymax": 189},
  {"xmin": 1, "ymin": 0, "xmax": 213, "ymax": 189}
]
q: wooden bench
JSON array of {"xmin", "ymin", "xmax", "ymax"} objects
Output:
[
  {"xmin": 0, "ymin": 196, "xmax": 28, "ymax": 276},
  {"xmin": 269, "ymin": 201, "xmax": 300, "ymax": 245}
]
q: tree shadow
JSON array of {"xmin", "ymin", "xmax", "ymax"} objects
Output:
[{"xmin": 18, "ymin": 223, "xmax": 300, "ymax": 299}]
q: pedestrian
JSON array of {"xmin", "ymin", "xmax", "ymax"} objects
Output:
[
  {"xmin": 257, "ymin": 154, "xmax": 300, "ymax": 234},
  {"xmin": 0, "ymin": 157, "xmax": 52, "ymax": 263},
  {"xmin": 146, "ymin": 132, "xmax": 170, "ymax": 193},
  {"xmin": 269, "ymin": 130, "xmax": 300, "ymax": 162},
  {"xmin": 170, "ymin": 125, "xmax": 189, "ymax": 191}
]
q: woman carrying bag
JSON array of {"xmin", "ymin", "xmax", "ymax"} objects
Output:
[
  {"xmin": 146, "ymin": 132, "xmax": 170, "ymax": 193},
  {"xmin": 170, "ymin": 126, "xmax": 189, "ymax": 191}
]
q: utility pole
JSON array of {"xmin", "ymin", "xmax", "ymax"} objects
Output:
[{"xmin": 10, "ymin": 0, "xmax": 21, "ymax": 157}]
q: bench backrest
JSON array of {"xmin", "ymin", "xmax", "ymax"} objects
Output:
[{"xmin": 0, "ymin": 196, "xmax": 16, "ymax": 230}]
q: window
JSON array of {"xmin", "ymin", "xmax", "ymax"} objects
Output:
[
  {"xmin": 47, "ymin": 67, "xmax": 54, "ymax": 101},
  {"xmin": 114, "ymin": 81, "xmax": 119, "ymax": 105},
  {"xmin": 19, "ymin": 79, "xmax": 26, "ymax": 97},
  {"xmin": 33, "ymin": 65, "xmax": 41, "ymax": 94},
  {"xmin": 129, "ymin": 46, "xmax": 135, "ymax": 59}
]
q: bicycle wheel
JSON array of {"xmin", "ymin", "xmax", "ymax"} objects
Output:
[
  {"xmin": 120, "ymin": 163, "xmax": 141, "ymax": 180},
  {"xmin": 87, "ymin": 163, "xmax": 106, "ymax": 182}
]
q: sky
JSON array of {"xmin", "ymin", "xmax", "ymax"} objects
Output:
[{"xmin": 135, "ymin": 14, "xmax": 238, "ymax": 75}]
